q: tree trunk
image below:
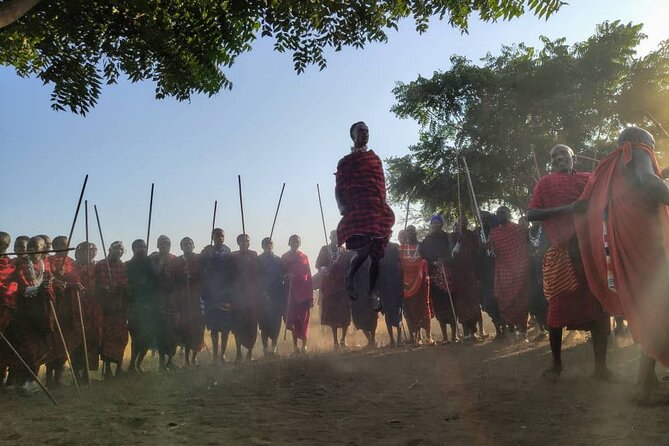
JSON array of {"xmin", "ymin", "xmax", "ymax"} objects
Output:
[{"xmin": 0, "ymin": 0, "xmax": 42, "ymax": 29}]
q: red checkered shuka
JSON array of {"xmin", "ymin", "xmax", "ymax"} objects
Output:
[{"xmin": 0, "ymin": 257, "xmax": 18, "ymax": 309}]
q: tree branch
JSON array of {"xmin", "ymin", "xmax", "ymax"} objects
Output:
[{"xmin": 0, "ymin": 0, "xmax": 41, "ymax": 29}]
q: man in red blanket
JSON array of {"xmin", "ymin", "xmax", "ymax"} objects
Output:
[
  {"xmin": 282, "ymin": 235, "xmax": 313, "ymax": 354},
  {"xmin": 576, "ymin": 127, "xmax": 669, "ymax": 402},
  {"xmin": 528, "ymin": 144, "xmax": 611, "ymax": 381},
  {"xmin": 490, "ymin": 207, "xmax": 530, "ymax": 340},
  {"xmin": 336, "ymin": 121, "xmax": 395, "ymax": 303},
  {"xmin": 0, "ymin": 232, "xmax": 17, "ymax": 332}
]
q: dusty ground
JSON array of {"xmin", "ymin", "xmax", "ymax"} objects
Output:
[{"xmin": 2, "ymin": 310, "xmax": 669, "ymax": 446}]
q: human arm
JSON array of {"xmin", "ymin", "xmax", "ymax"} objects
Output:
[
  {"xmin": 631, "ymin": 148, "xmax": 669, "ymax": 205},
  {"xmin": 526, "ymin": 204, "xmax": 577, "ymax": 221}
]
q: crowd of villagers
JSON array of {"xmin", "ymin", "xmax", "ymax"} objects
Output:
[{"xmin": 1, "ymin": 122, "xmax": 669, "ymax": 405}]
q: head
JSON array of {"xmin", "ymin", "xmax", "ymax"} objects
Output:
[
  {"xmin": 237, "ymin": 234, "xmax": 250, "ymax": 252},
  {"xmin": 27, "ymin": 236, "xmax": 45, "ymax": 262},
  {"xmin": 180, "ymin": 237, "xmax": 194, "ymax": 255},
  {"xmin": 131, "ymin": 239, "xmax": 147, "ymax": 258},
  {"xmin": 14, "ymin": 236, "xmax": 29, "ymax": 256},
  {"xmin": 75, "ymin": 242, "xmax": 97, "ymax": 264},
  {"xmin": 157, "ymin": 235, "xmax": 171, "ymax": 255},
  {"xmin": 350, "ymin": 121, "xmax": 369, "ymax": 149},
  {"xmin": 617, "ymin": 127, "xmax": 655, "ymax": 148},
  {"xmin": 288, "ymin": 235, "xmax": 301, "ymax": 252},
  {"xmin": 109, "ymin": 241, "xmax": 125, "ymax": 261},
  {"xmin": 398, "ymin": 229, "xmax": 407, "ymax": 245},
  {"xmin": 406, "ymin": 225, "xmax": 418, "ymax": 243},
  {"xmin": 52, "ymin": 235, "xmax": 68, "ymax": 255},
  {"xmin": 212, "ymin": 228, "xmax": 225, "ymax": 247},
  {"xmin": 429, "ymin": 215, "xmax": 444, "ymax": 234},
  {"xmin": 0, "ymin": 232, "xmax": 10, "ymax": 255},
  {"xmin": 38, "ymin": 235, "xmax": 52, "ymax": 251},
  {"xmin": 261, "ymin": 237, "xmax": 273, "ymax": 254},
  {"xmin": 496, "ymin": 206, "xmax": 511, "ymax": 224},
  {"xmin": 550, "ymin": 144, "xmax": 575, "ymax": 173},
  {"xmin": 329, "ymin": 230, "xmax": 338, "ymax": 245}
]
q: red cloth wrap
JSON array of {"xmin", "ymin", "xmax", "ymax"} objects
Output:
[
  {"xmin": 401, "ymin": 244, "xmax": 432, "ymax": 332},
  {"xmin": 491, "ymin": 223, "xmax": 530, "ymax": 326},
  {"xmin": 282, "ymin": 250, "xmax": 313, "ymax": 341}
]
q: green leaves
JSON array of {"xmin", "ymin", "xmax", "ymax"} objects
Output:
[{"xmin": 0, "ymin": 0, "xmax": 564, "ymax": 114}]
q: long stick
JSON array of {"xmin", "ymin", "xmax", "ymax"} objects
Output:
[
  {"xmin": 462, "ymin": 157, "xmax": 487, "ymax": 245},
  {"xmin": 404, "ymin": 196, "xmax": 410, "ymax": 232},
  {"xmin": 210, "ymin": 200, "xmax": 218, "ymax": 246},
  {"xmin": 66, "ymin": 174, "xmax": 88, "ymax": 249},
  {"xmin": 0, "ymin": 331, "xmax": 58, "ymax": 405},
  {"xmin": 147, "ymin": 183, "xmax": 155, "ymax": 252},
  {"xmin": 3, "ymin": 248, "xmax": 74, "ymax": 257},
  {"xmin": 440, "ymin": 264, "xmax": 461, "ymax": 338},
  {"xmin": 456, "ymin": 159, "xmax": 463, "ymax": 233},
  {"xmin": 49, "ymin": 299, "xmax": 80, "ymax": 396},
  {"xmin": 270, "ymin": 183, "xmax": 286, "ymax": 241},
  {"xmin": 238, "ymin": 176, "xmax": 246, "ymax": 235},
  {"xmin": 316, "ymin": 184, "xmax": 331, "ymax": 262},
  {"xmin": 94, "ymin": 205, "xmax": 113, "ymax": 285},
  {"xmin": 75, "ymin": 290, "xmax": 91, "ymax": 388}
]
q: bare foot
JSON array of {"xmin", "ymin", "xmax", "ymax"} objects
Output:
[{"xmin": 542, "ymin": 365, "xmax": 563, "ymax": 383}]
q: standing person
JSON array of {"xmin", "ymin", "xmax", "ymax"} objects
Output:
[
  {"xmin": 528, "ymin": 222, "xmax": 549, "ymax": 339},
  {"xmin": 72, "ymin": 241, "xmax": 102, "ymax": 378},
  {"xmin": 316, "ymin": 230, "xmax": 352, "ymax": 350},
  {"xmin": 335, "ymin": 121, "xmax": 395, "ymax": 301},
  {"xmin": 174, "ymin": 237, "xmax": 204, "ymax": 366},
  {"xmin": 528, "ymin": 143, "xmax": 611, "ymax": 381},
  {"xmin": 0, "ymin": 232, "xmax": 17, "ymax": 384},
  {"xmin": 451, "ymin": 217, "xmax": 485, "ymax": 341},
  {"xmin": 489, "ymin": 207, "xmax": 531, "ymax": 340},
  {"xmin": 400, "ymin": 227, "xmax": 434, "ymax": 345},
  {"xmin": 126, "ymin": 239, "xmax": 158, "ymax": 373},
  {"xmin": 477, "ymin": 211, "xmax": 503, "ymax": 337},
  {"xmin": 420, "ymin": 215, "xmax": 458, "ymax": 344},
  {"xmin": 281, "ymin": 235, "xmax": 313, "ymax": 354},
  {"xmin": 96, "ymin": 241, "xmax": 129, "ymax": 379},
  {"xmin": 258, "ymin": 237, "xmax": 286, "ymax": 356},
  {"xmin": 149, "ymin": 235, "xmax": 179, "ymax": 370},
  {"xmin": 375, "ymin": 237, "xmax": 404, "ymax": 347},
  {"xmin": 230, "ymin": 234, "xmax": 260, "ymax": 362},
  {"xmin": 201, "ymin": 228, "xmax": 234, "ymax": 363},
  {"xmin": 575, "ymin": 128, "xmax": 668, "ymax": 399}
]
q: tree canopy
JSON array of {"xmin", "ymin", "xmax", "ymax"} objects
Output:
[
  {"xmin": 0, "ymin": 0, "xmax": 565, "ymax": 114},
  {"xmin": 387, "ymin": 21, "xmax": 669, "ymax": 221}
]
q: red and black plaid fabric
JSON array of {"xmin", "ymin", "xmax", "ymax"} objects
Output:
[
  {"xmin": 318, "ymin": 248, "xmax": 352, "ymax": 329},
  {"xmin": 0, "ymin": 257, "xmax": 17, "ymax": 311},
  {"xmin": 400, "ymin": 244, "xmax": 432, "ymax": 332},
  {"xmin": 75, "ymin": 261, "xmax": 102, "ymax": 369},
  {"xmin": 230, "ymin": 250, "xmax": 261, "ymax": 349},
  {"xmin": 528, "ymin": 171, "xmax": 590, "ymax": 247},
  {"xmin": 336, "ymin": 150, "xmax": 395, "ymax": 255},
  {"xmin": 452, "ymin": 230, "xmax": 482, "ymax": 325},
  {"xmin": 95, "ymin": 259, "xmax": 129, "ymax": 363},
  {"xmin": 173, "ymin": 253, "xmax": 204, "ymax": 351},
  {"xmin": 491, "ymin": 223, "xmax": 531, "ymax": 326}
]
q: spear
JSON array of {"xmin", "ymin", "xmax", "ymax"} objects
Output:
[
  {"xmin": 80, "ymin": 200, "xmax": 92, "ymax": 388},
  {"xmin": 66, "ymin": 174, "xmax": 88, "ymax": 250},
  {"xmin": 238, "ymin": 175, "xmax": 246, "ymax": 236},
  {"xmin": 403, "ymin": 196, "xmax": 410, "ymax": 232},
  {"xmin": 316, "ymin": 184, "xmax": 332, "ymax": 262},
  {"xmin": 462, "ymin": 156, "xmax": 487, "ymax": 245},
  {"xmin": 147, "ymin": 183, "xmax": 154, "ymax": 252},
  {"xmin": 94, "ymin": 205, "xmax": 113, "ymax": 286},
  {"xmin": 269, "ymin": 183, "xmax": 286, "ymax": 241},
  {"xmin": 3, "ymin": 248, "xmax": 75, "ymax": 257},
  {"xmin": 210, "ymin": 200, "xmax": 218, "ymax": 246}
]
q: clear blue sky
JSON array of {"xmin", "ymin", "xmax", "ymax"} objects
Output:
[{"xmin": 1, "ymin": 0, "xmax": 667, "ymax": 264}]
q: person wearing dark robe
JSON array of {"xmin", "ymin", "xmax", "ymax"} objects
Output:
[
  {"xmin": 490, "ymin": 207, "xmax": 531, "ymax": 340},
  {"xmin": 528, "ymin": 221, "xmax": 549, "ymax": 340},
  {"xmin": 174, "ymin": 237, "xmax": 204, "ymax": 366},
  {"xmin": 258, "ymin": 237, "xmax": 286, "ymax": 356},
  {"xmin": 149, "ymin": 235, "xmax": 179, "ymax": 370},
  {"xmin": 400, "ymin": 227, "xmax": 434, "ymax": 345},
  {"xmin": 476, "ymin": 211, "xmax": 503, "ymax": 337},
  {"xmin": 575, "ymin": 128, "xmax": 669, "ymax": 400},
  {"xmin": 43, "ymin": 235, "xmax": 83, "ymax": 387},
  {"xmin": 375, "ymin": 237, "xmax": 404, "ymax": 347},
  {"xmin": 282, "ymin": 235, "xmax": 313, "ymax": 354},
  {"xmin": 229, "ymin": 234, "xmax": 260, "ymax": 362},
  {"xmin": 336, "ymin": 121, "xmax": 395, "ymax": 302},
  {"xmin": 451, "ymin": 217, "xmax": 485, "ymax": 341},
  {"xmin": 72, "ymin": 241, "xmax": 102, "ymax": 379},
  {"xmin": 126, "ymin": 239, "xmax": 158, "ymax": 373},
  {"xmin": 420, "ymin": 215, "xmax": 458, "ymax": 344},
  {"xmin": 316, "ymin": 230, "xmax": 352, "ymax": 350},
  {"xmin": 96, "ymin": 241, "xmax": 129, "ymax": 379},
  {"xmin": 528, "ymin": 144, "xmax": 611, "ymax": 381},
  {"xmin": 201, "ymin": 228, "xmax": 234, "ymax": 363}
]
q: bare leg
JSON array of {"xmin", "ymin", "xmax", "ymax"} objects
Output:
[
  {"xmin": 261, "ymin": 332, "xmax": 269, "ymax": 355},
  {"xmin": 591, "ymin": 326, "xmax": 613, "ymax": 381},
  {"xmin": 386, "ymin": 319, "xmax": 396, "ymax": 347},
  {"xmin": 543, "ymin": 327, "xmax": 563, "ymax": 381},
  {"xmin": 634, "ymin": 353, "xmax": 660, "ymax": 403},
  {"xmin": 292, "ymin": 332, "xmax": 299, "ymax": 353},
  {"xmin": 340, "ymin": 327, "xmax": 348, "ymax": 348},
  {"xmin": 331, "ymin": 327, "xmax": 339, "ymax": 350},
  {"xmin": 234, "ymin": 337, "xmax": 243, "ymax": 363},
  {"xmin": 346, "ymin": 247, "xmax": 370, "ymax": 300},
  {"xmin": 450, "ymin": 323, "xmax": 459, "ymax": 343},
  {"xmin": 184, "ymin": 347, "xmax": 191, "ymax": 366},
  {"xmin": 211, "ymin": 331, "xmax": 219, "ymax": 363},
  {"xmin": 136, "ymin": 349, "xmax": 147, "ymax": 371},
  {"xmin": 220, "ymin": 330, "xmax": 230, "ymax": 360},
  {"xmin": 368, "ymin": 258, "xmax": 380, "ymax": 298}
]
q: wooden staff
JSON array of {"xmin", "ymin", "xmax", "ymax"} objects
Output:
[
  {"xmin": 0, "ymin": 331, "xmax": 58, "ymax": 405},
  {"xmin": 316, "ymin": 184, "xmax": 332, "ymax": 262},
  {"xmin": 2, "ymin": 248, "xmax": 74, "ymax": 257},
  {"xmin": 462, "ymin": 156, "xmax": 488, "ymax": 245},
  {"xmin": 94, "ymin": 205, "xmax": 113, "ymax": 285},
  {"xmin": 66, "ymin": 174, "xmax": 88, "ymax": 249},
  {"xmin": 210, "ymin": 200, "xmax": 218, "ymax": 246},
  {"xmin": 269, "ymin": 183, "xmax": 286, "ymax": 241},
  {"xmin": 147, "ymin": 183, "xmax": 155, "ymax": 252},
  {"xmin": 81, "ymin": 200, "xmax": 92, "ymax": 388},
  {"xmin": 456, "ymin": 158, "xmax": 463, "ymax": 233},
  {"xmin": 49, "ymin": 298, "xmax": 80, "ymax": 396},
  {"xmin": 403, "ymin": 196, "xmax": 410, "ymax": 232},
  {"xmin": 530, "ymin": 145, "xmax": 542, "ymax": 180},
  {"xmin": 439, "ymin": 263, "xmax": 461, "ymax": 339},
  {"xmin": 74, "ymin": 290, "xmax": 91, "ymax": 388},
  {"xmin": 238, "ymin": 175, "xmax": 246, "ymax": 235}
]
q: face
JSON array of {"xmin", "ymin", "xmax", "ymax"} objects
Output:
[
  {"xmin": 237, "ymin": 235, "xmax": 250, "ymax": 252},
  {"xmin": 406, "ymin": 226, "xmax": 417, "ymax": 241},
  {"xmin": 496, "ymin": 207, "xmax": 511, "ymax": 224},
  {"xmin": 28, "ymin": 238, "xmax": 45, "ymax": 262},
  {"xmin": 213, "ymin": 230, "xmax": 224, "ymax": 247},
  {"xmin": 351, "ymin": 123, "xmax": 369, "ymax": 148},
  {"xmin": 398, "ymin": 230, "xmax": 407, "ymax": 245},
  {"xmin": 88, "ymin": 244, "xmax": 98, "ymax": 261},
  {"xmin": 550, "ymin": 145, "xmax": 574, "ymax": 173},
  {"xmin": 14, "ymin": 238, "xmax": 28, "ymax": 255},
  {"xmin": 429, "ymin": 221, "xmax": 443, "ymax": 234},
  {"xmin": 180, "ymin": 238, "xmax": 194, "ymax": 255},
  {"xmin": 157, "ymin": 237, "xmax": 171, "ymax": 255},
  {"xmin": 132, "ymin": 241, "xmax": 147, "ymax": 258},
  {"xmin": 0, "ymin": 234, "xmax": 9, "ymax": 254},
  {"xmin": 109, "ymin": 244, "xmax": 125, "ymax": 261},
  {"xmin": 329, "ymin": 230, "xmax": 338, "ymax": 245},
  {"xmin": 39, "ymin": 236, "xmax": 52, "ymax": 251},
  {"xmin": 52, "ymin": 236, "xmax": 68, "ymax": 254},
  {"xmin": 262, "ymin": 240, "xmax": 274, "ymax": 254},
  {"xmin": 289, "ymin": 236, "xmax": 301, "ymax": 251}
]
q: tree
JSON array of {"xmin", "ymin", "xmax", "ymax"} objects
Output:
[
  {"xmin": 0, "ymin": 0, "xmax": 565, "ymax": 115},
  {"xmin": 387, "ymin": 21, "xmax": 669, "ymax": 221}
]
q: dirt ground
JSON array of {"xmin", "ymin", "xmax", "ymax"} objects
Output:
[{"xmin": 2, "ymin": 309, "xmax": 669, "ymax": 446}]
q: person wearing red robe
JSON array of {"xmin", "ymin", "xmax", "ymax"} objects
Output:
[
  {"xmin": 150, "ymin": 235, "xmax": 179, "ymax": 370},
  {"xmin": 72, "ymin": 241, "xmax": 102, "ymax": 378},
  {"xmin": 576, "ymin": 127, "xmax": 669, "ymax": 401},
  {"xmin": 316, "ymin": 231, "xmax": 352, "ymax": 350},
  {"xmin": 400, "ymin": 227, "xmax": 433, "ymax": 345},
  {"xmin": 489, "ymin": 207, "xmax": 530, "ymax": 339},
  {"xmin": 336, "ymin": 121, "xmax": 395, "ymax": 302},
  {"xmin": 528, "ymin": 144, "xmax": 611, "ymax": 381},
  {"xmin": 96, "ymin": 241, "xmax": 129, "ymax": 379},
  {"xmin": 0, "ymin": 232, "xmax": 17, "ymax": 384},
  {"xmin": 282, "ymin": 235, "xmax": 313, "ymax": 354},
  {"xmin": 174, "ymin": 237, "xmax": 204, "ymax": 366},
  {"xmin": 230, "ymin": 234, "xmax": 261, "ymax": 362}
]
